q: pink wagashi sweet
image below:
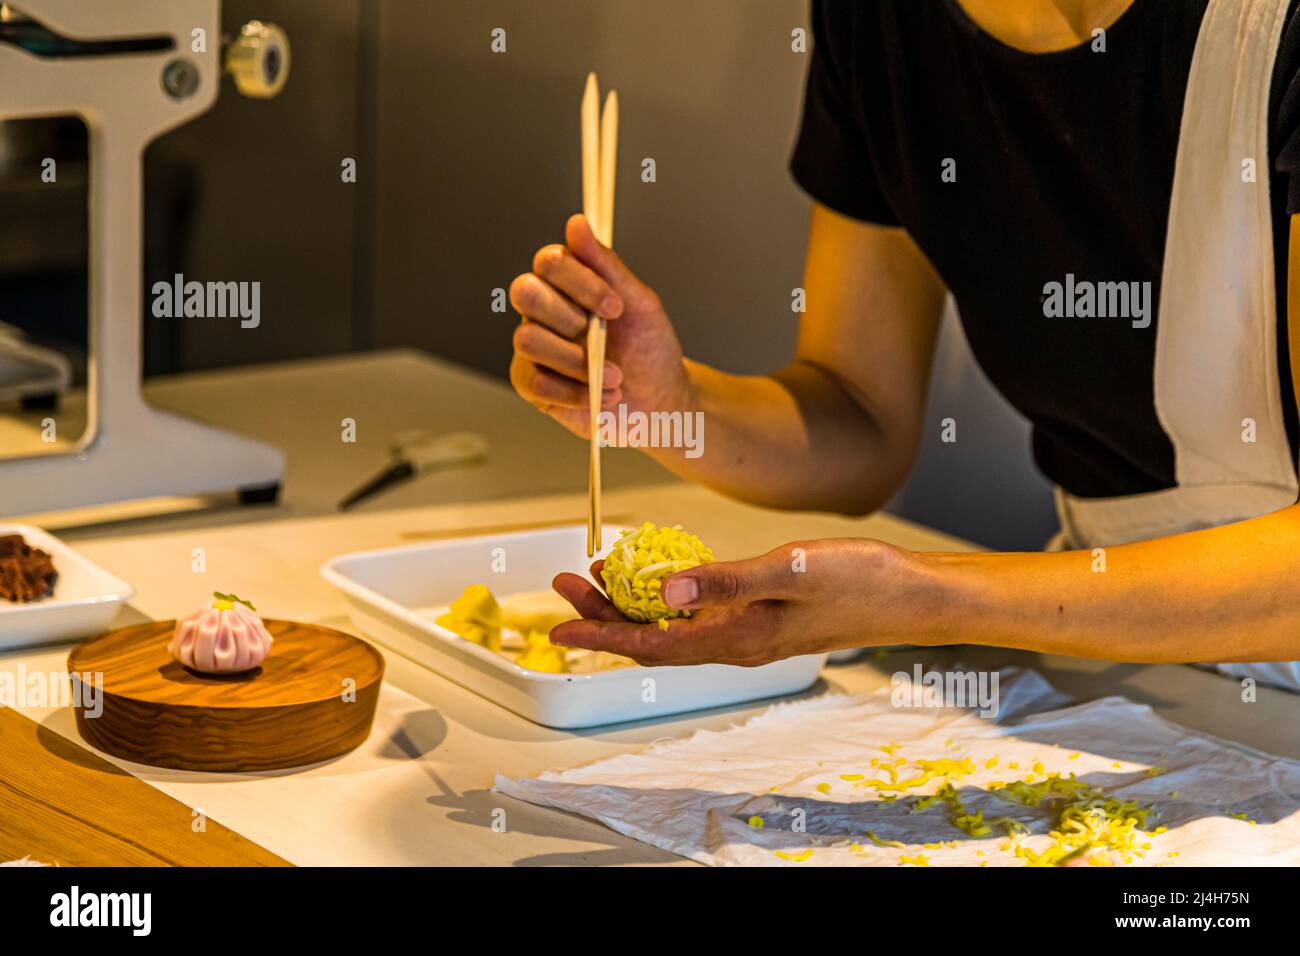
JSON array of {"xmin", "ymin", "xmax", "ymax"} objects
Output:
[{"xmin": 168, "ymin": 592, "xmax": 273, "ymax": 674}]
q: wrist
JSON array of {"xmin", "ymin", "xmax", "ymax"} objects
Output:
[
  {"xmin": 902, "ymin": 549, "xmax": 994, "ymax": 648},
  {"xmin": 677, "ymin": 357, "xmax": 707, "ymax": 413}
]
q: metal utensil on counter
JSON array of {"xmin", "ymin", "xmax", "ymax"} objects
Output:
[{"xmin": 338, "ymin": 430, "xmax": 489, "ymax": 511}]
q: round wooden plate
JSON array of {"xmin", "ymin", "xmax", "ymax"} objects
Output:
[{"xmin": 68, "ymin": 619, "xmax": 384, "ymax": 772}]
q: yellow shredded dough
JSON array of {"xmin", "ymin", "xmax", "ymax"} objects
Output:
[{"xmin": 600, "ymin": 522, "xmax": 714, "ymax": 625}]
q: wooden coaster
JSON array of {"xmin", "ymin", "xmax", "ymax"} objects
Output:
[{"xmin": 68, "ymin": 619, "xmax": 384, "ymax": 772}]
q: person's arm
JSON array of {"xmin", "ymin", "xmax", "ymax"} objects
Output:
[
  {"xmin": 549, "ymin": 216, "xmax": 1300, "ymax": 668},
  {"xmin": 508, "ymin": 203, "xmax": 947, "ymax": 514},
  {"xmin": 934, "ymin": 506, "xmax": 1300, "ymax": 663},
  {"xmin": 551, "ymin": 507, "xmax": 1300, "ymax": 666}
]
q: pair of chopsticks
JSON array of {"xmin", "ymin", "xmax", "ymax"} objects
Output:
[{"xmin": 581, "ymin": 72, "xmax": 618, "ymax": 557}]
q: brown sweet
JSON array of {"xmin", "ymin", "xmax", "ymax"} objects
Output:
[{"xmin": 0, "ymin": 534, "xmax": 57, "ymax": 602}]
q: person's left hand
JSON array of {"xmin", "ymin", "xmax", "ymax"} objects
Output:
[{"xmin": 550, "ymin": 537, "xmax": 945, "ymax": 666}]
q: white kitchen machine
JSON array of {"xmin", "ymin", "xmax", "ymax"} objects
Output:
[{"xmin": 0, "ymin": 1, "xmax": 289, "ymax": 516}]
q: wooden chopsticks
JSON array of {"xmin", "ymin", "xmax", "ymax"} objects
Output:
[{"xmin": 582, "ymin": 72, "xmax": 618, "ymax": 557}]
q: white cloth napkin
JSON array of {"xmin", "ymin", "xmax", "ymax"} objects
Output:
[{"xmin": 495, "ymin": 669, "xmax": 1300, "ymax": 866}]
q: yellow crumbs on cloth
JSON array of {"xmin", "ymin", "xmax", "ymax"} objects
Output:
[
  {"xmin": 994, "ymin": 773, "xmax": 1160, "ymax": 866},
  {"xmin": 865, "ymin": 829, "xmax": 906, "ymax": 848},
  {"xmin": 751, "ymin": 737, "xmax": 1182, "ymax": 867},
  {"xmin": 774, "ymin": 849, "xmax": 813, "ymax": 862}
]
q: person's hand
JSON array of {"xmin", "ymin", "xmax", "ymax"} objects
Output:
[
  {"xmin": 508, "ymin": 214, "xmax": 692, "ymax": 438},
  {"xmin": 550, "ymin": 538, "xmax": 943, "ymax": 666}
]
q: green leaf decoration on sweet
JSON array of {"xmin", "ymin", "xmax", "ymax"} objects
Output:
[{"xmin": 211, "ymin": 590, "xmax": 257, "ymax": 612}]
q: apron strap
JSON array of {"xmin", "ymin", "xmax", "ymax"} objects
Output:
[
  {"xmin": 1152, "ymin": 0, "xmax": 1295, "ymax": 495},
  {"xmin": 1290, "ymin": 214, "xmax": 1300, "ymax": 497}
]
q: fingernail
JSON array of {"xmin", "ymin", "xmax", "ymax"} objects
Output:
[
  {"xmin": 664, "ymin": 577, "xmax": 699, "ymax": 608},
  {"xmin": 600, "ymin": 294, "xmax": 623, "ymax": 318},
  {"xmin": 603, "ymin": 362, "xmax": 622, "ymax": 386}
]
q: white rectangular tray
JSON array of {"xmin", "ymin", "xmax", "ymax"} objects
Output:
[
  {"xmin": 321, "ymin": 524, "xmax": 826, "ymax": 728},
  {"xmin": 0, "ymin": 523, "xmax": 134, "ymax": 650}
]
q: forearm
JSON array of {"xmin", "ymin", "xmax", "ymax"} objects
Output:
[
  {"xmin": 640, "ymin": 357, "xmax": 912, "ymax": 514},
  {"xmin": 916, "ymin": 505, "xmax": 1300, "ymax": 663}
]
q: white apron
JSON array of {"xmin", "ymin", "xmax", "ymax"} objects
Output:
[{"xmin": 1050, "ymin": 0, "xmax": 1300, "ymax": 690}]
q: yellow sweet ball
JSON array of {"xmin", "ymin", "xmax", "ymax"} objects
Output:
[{"xmin": 600, "ymin": 521, "xmax": 714, "ymax": 626}]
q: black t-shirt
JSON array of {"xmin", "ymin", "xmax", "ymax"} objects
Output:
[{"xmin": 791, "ymin": 0, "xmax": 1300, "ymax": 498}]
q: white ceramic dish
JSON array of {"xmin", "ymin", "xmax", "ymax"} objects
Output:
[
  {"xmin": 0, "ymin": 524, "xmax": 134, "ymax": 650},
  {"xmin": 321, "ymin": 524, "xmax": 827, "ymax": 728}
]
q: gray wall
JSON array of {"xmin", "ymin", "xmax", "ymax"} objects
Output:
[
  {"xmin": 368, "ymin": 0, "xmax": 808, "ymax": 375},
  {"xmin": 144, "ymin": 0, "xmax": 364, "ymax": 370}
]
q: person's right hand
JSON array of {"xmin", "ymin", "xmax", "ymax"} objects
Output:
[{"xmin": 509, "ymin": 213, "xmax": 692, "ymax": 438}]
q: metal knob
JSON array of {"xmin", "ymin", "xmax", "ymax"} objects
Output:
[{"xmin": 224, "ymin": 20, "xmax": 290, "ymax": 99}]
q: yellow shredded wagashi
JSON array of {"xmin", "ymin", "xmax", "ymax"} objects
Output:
[{"xmin": 600, "ymin": 522, "xmax": 714, "ymax": 625}]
